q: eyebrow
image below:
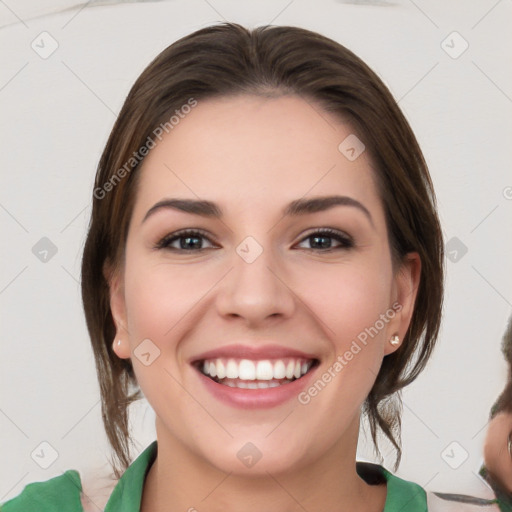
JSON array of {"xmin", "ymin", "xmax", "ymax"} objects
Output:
[{"xmin": 142, "ymin": 195, "xmax": 374, "ymax": 228}]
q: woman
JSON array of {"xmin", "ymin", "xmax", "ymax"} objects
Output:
[{"xmin": 1, "ymin": 22, "xmax": 500, "ymax": 512}]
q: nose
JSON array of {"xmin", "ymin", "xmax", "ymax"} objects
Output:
[{"xmin": 215, "ymin": 241, "xmax": 296, "ymax": 327}]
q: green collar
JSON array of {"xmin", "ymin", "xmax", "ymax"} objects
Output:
[
  {"xmin": 104, "ymin": 441, "xmax": 157, "ymax": 512},
  {"xmin": 104, "ymin": 441, "xmax": 427, "ymax": 512},
  {"xmin": 380, "ymin": 465, "xmax": 427, "ymax": 511}
]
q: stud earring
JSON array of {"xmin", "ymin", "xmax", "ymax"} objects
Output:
[
  {"xmin": 390, "ymin": 335, "xmax": 400, "ymax": 346},
  {"xmin": 113, "ymin": 339, "xmax": 122, "ymax": 352}
]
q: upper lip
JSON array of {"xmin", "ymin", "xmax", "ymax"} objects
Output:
[{"xmin": 189, "ymin": 344, "xmax": 319, "ymax": 363}]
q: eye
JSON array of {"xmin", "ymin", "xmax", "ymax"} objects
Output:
[
  {"xmin": 155, "ymin": 229, "xmax": 216, "ymax": 252},
  {"xmin": 295, "ymin": 228, "xmax": 354, "ymax": 251},
  {"xmin": 154, "ymin": 227, "xmax": 354, "ymax": 253}
]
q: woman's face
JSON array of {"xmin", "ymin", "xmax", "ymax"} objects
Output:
[{"xmin": 109, "ymin": 94, "xmax": 420, "ymax": 475}]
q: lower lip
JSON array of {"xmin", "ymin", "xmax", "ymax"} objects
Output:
[{"xmin": 194, "ymin": 364, "xmax": 319, "ymax": 409}]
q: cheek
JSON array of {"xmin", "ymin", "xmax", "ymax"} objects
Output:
[
  {"xmin": 297, "ymin": 259, "xmax": 393, "ymax": 339},
  {"xmin": 295, "ymin": 255, "xmax": 394, "ymax": 398},
  {"xmin": 122, "ymin": 256, "xmax": 196, "ymax": 406},
  {"xmin": 293, "ymin": 263, "xmax": 393, "ymax": 422},
  {"xmin": 124, "ymin": 254, "xmax": 207, "ymax": 341}
]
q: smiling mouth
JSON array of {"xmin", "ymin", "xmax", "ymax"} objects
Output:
[{"xmin": 193, "ymin": 357, "xmax": 320, "ymax": 389}]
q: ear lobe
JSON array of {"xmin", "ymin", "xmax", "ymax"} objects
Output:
[
  {"xmin": 384, "ymin": 252, "xmax": 421, "ymax": 355},
  {"xmin": 103, "ymin": 261, "xmax": 130, "ymax": 354}
]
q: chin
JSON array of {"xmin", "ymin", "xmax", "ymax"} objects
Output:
[{"xmin": 197, "ymin": 435, "xmax": 311, "ymax": 477}]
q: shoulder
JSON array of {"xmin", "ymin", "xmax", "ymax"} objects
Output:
[
  {"xmin": 0, "ymin": 466, "xmax": 118, "ymax": 512},
  {"xmin": 0, "ymin": 470, "xmax": 83, "ymax": 512},
  {"xmin": 1, "ymin": 441, "xmax": 157, "ymax": 512},
  {"xmin": 357, "ymin": 462, "xmax": 428, "ymax": 510},
  {"xmin": 384, "ymin": 473, "xmax": 502, "ymax": 512},
  {"xmin": 357, "ymin": 462, "xmax": 503, "ymax": 512},
  {"xmin": 381, "ymin": 467, "xmax": 428, "ymax": 511}
]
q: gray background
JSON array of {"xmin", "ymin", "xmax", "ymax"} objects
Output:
[{"xmin": 1, "ymin": 0, "xmax": 511, "ymax": 501}]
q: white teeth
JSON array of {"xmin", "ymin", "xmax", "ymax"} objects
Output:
[
  {"xmin": 285, "ymin": 360, "xmax": 295, "ymax": 379},
  {"xmin": 199, "ymin": 357, "xmax": 315, "ymax": 382},
  {"xmin": 273, "ymin": 360, "xmax": 286, "ymax": 379},
  {"xmin": 256, "ymin": 360, "xmax": 274, "ymax": 380},
  {"xmin": 226, "ymin": 360, "xmax": 238, "ymax": 379},
  {"xmin": 216, "ymin": 360, "xmax": 226, "ymax": 379},
  {"xmin": 213, "ymin": 378, "xmax": 294, "ymax": 389},
  {"xmin": 238, "ymin": 360, "xmax": 256, "ymax": 380},
  {"xmin": 293, "ymin": 361, "xmax": 301, "ymax": 379}
]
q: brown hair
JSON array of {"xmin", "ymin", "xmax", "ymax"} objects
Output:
[
  {"xmin": 490, "ymin": 314, "xmax": 512, "ymax": 417},
  {"xmin": 81, "ymin": 22, "xmax": 444, "ymax": 477}
]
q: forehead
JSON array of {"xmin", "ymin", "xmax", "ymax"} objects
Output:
[{"xmin": 133, "ymin": 94, "xmax": 383, "ymax": 222}]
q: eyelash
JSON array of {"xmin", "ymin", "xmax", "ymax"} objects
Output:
[{"xmin": 154, "ymin": 228, "xmax": 354, "ymax": 253}]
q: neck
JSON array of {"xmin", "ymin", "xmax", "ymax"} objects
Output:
[{"xmin": 141, "ymin": 416, "xmax": 386, "ymax": 512}]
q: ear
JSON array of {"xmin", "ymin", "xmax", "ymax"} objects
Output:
[
  {"xmin": 103, "ymin": 260, "xmax": 131, "ymax": 359},
  {"xmin": 384, "ymin": 252, "xmax": 421, "ymax": 356}
]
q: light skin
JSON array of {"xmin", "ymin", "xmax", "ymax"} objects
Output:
[
  {"xmin": 107, "ymin": 94, "xmax": 421, "ymax": 512},
  {"xmin": 484, "ymin": 411, "xmax": 512, "ymax": 493}
]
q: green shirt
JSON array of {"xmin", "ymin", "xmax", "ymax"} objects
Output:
[{"xmin": 1, "ymin": 441, "xmax": 428, "ymax": 511}]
